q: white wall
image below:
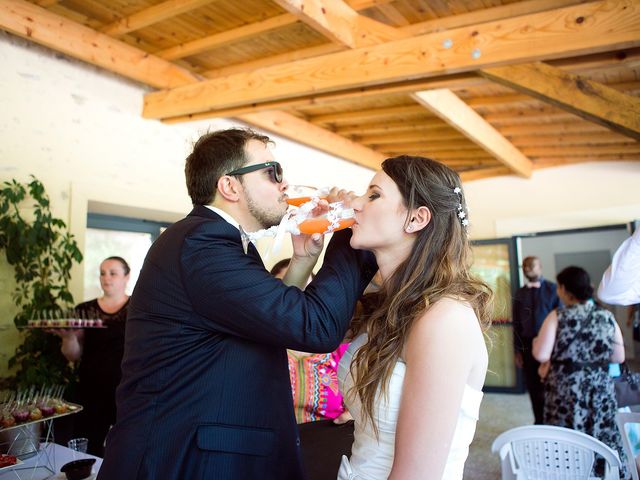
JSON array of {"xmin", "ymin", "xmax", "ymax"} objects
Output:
[
  {"xmin": 466, "ymin": 162, "xmax": 640, "ymax": 239},
  {"xmin": 1, "ymin": 30, "xmax": 639, "ymax": 374}
]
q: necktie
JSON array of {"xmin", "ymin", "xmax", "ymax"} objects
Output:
[{"xmin": 526, "ymin": 281, "xmax": 541, "ymax": 288}]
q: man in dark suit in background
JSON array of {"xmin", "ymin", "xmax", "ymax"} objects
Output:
[
  {"xmin": 513, "ymin": 256, "xmax": 561, "ymax": 424},
  {"xmin": 98, "ymin": 128, "xmax": 376, "ymax": 480}
]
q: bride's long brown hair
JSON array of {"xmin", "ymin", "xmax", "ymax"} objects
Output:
[{"xmin": 348, "ymin": 155, "xmax": 493, "ymax": 435}]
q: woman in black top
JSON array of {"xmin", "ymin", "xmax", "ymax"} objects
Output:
[{"xmin": 57, "ymin": 256, "xmax": 130, "ymax": 456}]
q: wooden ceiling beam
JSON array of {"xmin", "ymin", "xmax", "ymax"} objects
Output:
[
  {"xmin": 389, "ymin": 142, "xmax": 482, "ymax": 152},
  {"xmin": 345, "ymin": 0, "xmax": 398, "ymax": 9},
  {"xmin": 156, "ymin": 13, "xmax": 297, "ymax": 60},
  {"xmin": 381, "ymin": 155, "xmax": 499, "ymax": 165},
  {"xmin": 274, "ymin": 0, "xmax": 406, "ymax": 47},
  {"xmin": 480, "ymin": 62, "xmax": 640, "ymax": 140},
  {"xmin": 522, "ymin": 144, "xmax": 640, "ymax": 156},
  {"xmin": 533, "ymin": 155, "xmax": 640, "ymax": 168},
  {"xmin": 271, "ymin": 0, "xmax": 359, "ymax": 47},
  {"xmin": 143, "ymin": 0, "xmax": 640, "ymax": 119},
  {"xmin": 460, "ymin": 167, "xmax": 513, "ymax": 182},
  {"xmin": 0, "ymin": 0, "xmax": 199, "ymax": 89},
  {"xmin": 35, "ymin": 0, "xmax": 59, "ymax": 6},
  {"xmin": 198, "ymin": 48, "xmax": 639, "ymax": 103},
  {"xmin": 556, "ymin": 48, "xmax": 640, "ymax": 74},
  {"xmin": 390, "ymin": 158, "xmax": 500, "ymax": 168},
  {"xmin": 484, "ymin": 111, "xmax": 579, "ymax": 126},
  {"xmin": 197, "ymin": 14, "xmax": 639, "ymax": 88},
  {"xmin": 439, "ymin": 160, "xmax": 502, "ymax": 167},
  {"xmin": 464, "ymin": 80, "xmax": 640, "ymax": 108},
  {"xmin": 202, "ymin": 43, "xmax": 344, "ymax": 79},
  {"xmin": 413, "ymin": 89, "xmax": 533, "ymax": 177},
  {"xmin": 238, "ymin": 111, "xmax": 384, "ymax": 170},
  {"xmin": 378, "ymin": 146, "xmax": 489, "ymax": 158},
  {"xmin": 164, "ymin": 74, "xmax": 483, "ymax": 123},
  {"xmin": 100, "ymin": 0, "xmax": 216, "ymax": 37},
  {"xmin": 510, "ymin": 132, "xmax": 633, "ymax": 146},
  {"xmin": 162, "ymin": 75, "xmax": 485, "ymax": 123},
  {"xmin": 310, "ymin": 105, "xmax": 429, "ymax": 124},
  {"xmin": 403, "ymin": 0, "xmax": 586, "ymax": 36},
  {"xmin": 357, "ymin": 131, "xmax": 468, "ymax": 144},
  {"xmin": 466, "ymin": 93, "xmax": 534, "ymax": 107},
  {"xmin": 337, "ymin": 122, "xmax": 466, "ymax": 136},
  {"xmin": 170, "ymin": 0, "xmax": 404, "ymax": 74},
  {"xmin": 499, "ymin": 122, "xmax": 610, "ymax": 136}
]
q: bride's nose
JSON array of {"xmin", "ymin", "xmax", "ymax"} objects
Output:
[{"xmin": 351, "ymin": 195, "xmax": 365, "ymax": 211}]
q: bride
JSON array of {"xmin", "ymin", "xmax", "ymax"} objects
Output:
[{"xmin": 338, "ymin": 156, "xmax": 492, "ymax": 480}]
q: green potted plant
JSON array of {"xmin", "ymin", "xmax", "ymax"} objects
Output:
[{"xmin": 0, "ymin": 175, "xmax": 83, "ymax": 389}]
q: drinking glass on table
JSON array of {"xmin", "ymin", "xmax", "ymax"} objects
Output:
[{"xmin": 68, "ymin": 437, "xmax": 88, "ymax": 454}]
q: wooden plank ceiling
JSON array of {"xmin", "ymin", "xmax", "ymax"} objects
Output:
[{"xmin": 1, "ymin": 0, "xmax": 639, "ymax": 181}]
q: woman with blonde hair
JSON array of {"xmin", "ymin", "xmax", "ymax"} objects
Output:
[
  {"xmin": 53, "ymin": 256, "xmax": 130, "ymax": 456},
  {"xmin": 337, "ymin": 156, "xmax": 492, "ymax": 480}
]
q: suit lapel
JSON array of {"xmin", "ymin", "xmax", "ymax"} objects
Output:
[{"xmin": 189, "ymin": 205, "xmax": 263, "ymax": 262}]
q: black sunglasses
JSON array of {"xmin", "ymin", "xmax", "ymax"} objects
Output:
[{"xmin": 226, "ymin": 161, "xmax": 283, "ymax": 183}]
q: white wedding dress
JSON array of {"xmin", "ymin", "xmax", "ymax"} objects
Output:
[{"xmin": 337, "ymin": 334, "xmax": 483, "ymax": 480}]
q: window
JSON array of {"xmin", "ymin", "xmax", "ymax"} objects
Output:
[{"xmin": 83, "ymin": 214, "xmax": 169, "ymax": 301}]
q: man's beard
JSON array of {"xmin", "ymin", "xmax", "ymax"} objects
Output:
[{"xmin": 245, "ymin": 189, "xmax": 287, "ymax": 230}]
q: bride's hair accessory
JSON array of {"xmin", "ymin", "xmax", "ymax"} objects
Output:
[{"xmin": 453, "ymin": 187, "xmax": 469, "ymax": 228}]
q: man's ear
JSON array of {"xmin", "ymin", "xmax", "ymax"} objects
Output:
[
  {"xmin": 406, "ymin": 206, "xmax": 431, "ymax": 233},
  {"xmin": 217, "ymin": 175, "xmax": 241, "ymax": 202}
]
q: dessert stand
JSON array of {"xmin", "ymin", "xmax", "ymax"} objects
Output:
[{"xmin": 0, "ymin": 404, "xmax": 82, "ymax": 479}]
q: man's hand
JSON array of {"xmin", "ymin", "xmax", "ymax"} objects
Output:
[
  {"xmin": 291, "ymin": 231, "xmax": 324, "ymax": 260},
  {"xmin": 283, "ymin": 187, "xmax": 356, "ymax": 288},
  {"xmin": 326, "ymin": 187, "xmax": 356, "ymax": 207},
  {"xmin": 290, "ymin": 186, "xmax": 356, "ymax": 261}
]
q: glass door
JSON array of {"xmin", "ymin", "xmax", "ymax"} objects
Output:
[{"xmin": 471, "ymin": 238, "xmax": 522, "ymax": 393}]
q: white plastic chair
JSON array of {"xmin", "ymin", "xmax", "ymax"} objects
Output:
[
  {"xmin": 616, "ymin": 411, "xmax": 640, "ymax": 480},
  {"xmin": 491, "ymin": 425, "xmax": 621, "ymax": 480}
]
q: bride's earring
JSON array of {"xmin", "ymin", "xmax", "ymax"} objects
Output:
[{"xmin": 406, "ymin": 224, "xmax": 413, "ymax": 233}]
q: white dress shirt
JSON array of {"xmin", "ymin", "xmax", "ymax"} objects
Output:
[
  {"xmin": 598, "ymin": 228, "xmax": 640, "ymax": 306},
  {"xmin": 205, "ymin": 205, "xmax": 240, "ymax": 231}
]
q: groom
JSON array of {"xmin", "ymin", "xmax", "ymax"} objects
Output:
[{"xmin": 98, "ymin": 128, "xmax": 376, "ymax": 480}]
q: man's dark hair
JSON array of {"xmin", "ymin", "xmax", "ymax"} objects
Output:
[{"xmin": 185, "ymin": 128, "xmax": 271, "ymax": 205}]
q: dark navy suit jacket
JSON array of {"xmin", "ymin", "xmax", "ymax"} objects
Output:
[
  {"xmin": 97, "ymin": 206, "xmax": 376, "ymax": 480},
  {"xmin": 513, "ymin": 278, "xmax": 561, "ymax": 351}
]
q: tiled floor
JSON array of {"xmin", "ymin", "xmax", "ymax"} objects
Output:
[{"xmin": 463, "ymin": 393, "xmax": 534, "ymax": 479}]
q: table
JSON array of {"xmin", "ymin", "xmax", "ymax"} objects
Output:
[{"xmin": 0, "ymin": 443, "xmax": 102, "ymax": 480}]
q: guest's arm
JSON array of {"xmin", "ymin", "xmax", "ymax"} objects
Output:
[
  {"xmin": 48, "ymin": 329, "xmax": 84, "ymax": 362},
  {"xmin": 611, "ymin": 320, "xmax": 626, "ymax": 364},
  {"xmin": 283, "ymin": 232, "xmax": 323, "ymax": 289},
  {"xmin": 598, "ymin": 228, "xmax": 640, "ymax": 306},
  {"xmin": 532, "ymin": 310, "xmax": 558, "ymax": 363}
]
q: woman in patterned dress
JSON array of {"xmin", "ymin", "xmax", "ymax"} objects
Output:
[
  {"xmin": 270, "ymin": 259, "xmax": 354, "ymax": 480},
  {"xmin": 533, "ymin": 265, "xmax": 628, "ymax": 478}
]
